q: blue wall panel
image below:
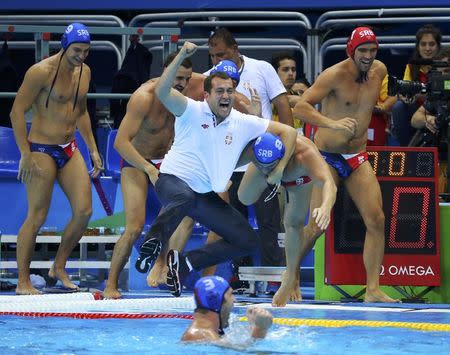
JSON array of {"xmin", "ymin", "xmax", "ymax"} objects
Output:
[{"xmin": 1, "ymin": 0, "xmax": 450, "ymax": 10}]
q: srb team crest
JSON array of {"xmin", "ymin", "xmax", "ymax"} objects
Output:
[{"xmin": 225, "ymin": 133, "xmax": 233, "ymax": 145}]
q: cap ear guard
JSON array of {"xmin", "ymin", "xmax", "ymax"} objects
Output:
[
  {"xmin": 253, "ymin": 133, "xmax": 285, "ymax": 165},
  {"xmin": 61, "ymin": 33, "xmax": 68, "ymax": 50},
  {"xmin": 194, "ymin": 276, "xmax": 230, "ymax": 314},
  {"xmin": 210, "ymin": 60, "xmax": 240, "ymax": 84},
  {"xmin": 61, "ymin": 23, "xmax": 91, "ymax": 50}
]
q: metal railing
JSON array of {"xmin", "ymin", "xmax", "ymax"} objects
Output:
[
  {"xmin": 6, "ymin": 41, "xmax": 123, "ymax": 69},
  {"xmin": 0, "ymin": 24, "xmax": 180, "ymax": 63},
  {"xmin": 313, "ymin": 7, "xmax": 450, "ymax": 78},
  {"xmin": 144, "ymin": 37, "xmax": 308, "ymax": 77},
  {"xmin": 318, "ymin": 35, "xmax": 450, "ymax": 74},
  {"xmin": 0, "ymin": 92, "xmax": 132, "ymax": 99},
  {"xmin": 129, "ymin": 11, "xmax": 312, "ymax": 80},
  {"xmin": 0, "ymin": 15, "xmax": 127, "ymax": 58}
]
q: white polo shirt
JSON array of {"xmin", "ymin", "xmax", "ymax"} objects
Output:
[
  {"xmin": 160, "ymin": 98, "xmax": 269, "ymax": 193},
  {"xmin": 237, "ymin": 55, "xmax": 286, "ymax": 120}
]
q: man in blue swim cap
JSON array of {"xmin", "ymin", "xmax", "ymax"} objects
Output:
[
  {"xmin": 10, "ymin": 23, "xmax": 102, "ymax": 295},
  {"xmin": 238, "ymin": 133, "xmax": 337, "ymax": 307},
  {"xmin": 182, "ymin": 276, "xmax": 273, "ymax": 342}
]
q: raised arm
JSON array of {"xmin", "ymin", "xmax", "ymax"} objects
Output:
[
  {"xmin": 155, "ymin": 42, "xmax": 197, "ymax": 116},
  {"xmin": 10, "ymin": 64, "xmax": 47, "ymax": 183}
]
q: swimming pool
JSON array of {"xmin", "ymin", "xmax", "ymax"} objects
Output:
[
  {"xmin": 1, "ymin": 293, "xmax": 449, "ymax": 354},
  {"xmin": 1, "ymin": 314, "xmax": 449, "ymax": 354}
]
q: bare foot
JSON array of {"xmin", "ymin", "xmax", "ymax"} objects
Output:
[
  {"xmin": 103, "ymin": 286, "xmax": 122, "ymax": 299},
  {"xmin": 147, "ymin": 260, "xmax": 168, "ymax": 287},
  {"xmin": 48, "ymin": 267, "xmax": 78, "ymax": 290},
  {"xmin": 290, "ymin": 286, "xmax": 302, "ymax": 302},
  {"xmin": 272, "ymin": 282, "xmax": 293, "ymax": 307},
  {"xmin": 16, "ymin": 282, "xmax": 42, "ymax": 295},
  {"xmin": 364, "ymin": 288, "xmax": 400, "ymax": 303}
]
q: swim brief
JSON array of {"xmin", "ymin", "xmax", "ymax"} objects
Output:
[
  {"xmin": 281, "ymin": 176, "xmax": 312, "ymax": 187},
  {"xmin": 120, "ymin": 158, "xmax": 163, "ymax": 170},
  {"xmin": 29, "ymin": 139, "xmax": 77, "ymax": 169},
  {"xmin": 320, "ymin": 151, "xmax": 368, "ymax": 179}
]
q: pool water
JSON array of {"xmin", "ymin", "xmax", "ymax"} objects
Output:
[{"xmin": 1, "ymin": 315, "xmax": 449, "ymax": 355}]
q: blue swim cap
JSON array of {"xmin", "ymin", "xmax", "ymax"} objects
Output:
[
  {"xmin": 61, "ymin": 23, "xmax": 91, "ymax": 50},
  {"xmin": 210, "ymin": 60, "xmax": 240, "ymax": 83},
  {"xmin": 194, "ymin": 276, "xmax": 231, "ymax": 314},
  {"xmin": 253, "ymin": 133, "xmax": 285, "ymax": 164}
]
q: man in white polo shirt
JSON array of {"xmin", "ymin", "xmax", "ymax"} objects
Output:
[
  {"xmin": 134, "ymin": 42, "xmax": 297, "ymax": 297},
  {"xmin": 207, "ymin": 28, "xmax": 294, "ymax": 291}
]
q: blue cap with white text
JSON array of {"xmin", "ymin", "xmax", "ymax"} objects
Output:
[{"xmin": 253, "ymin": 133, "xmax": 285, "ymax": 164}]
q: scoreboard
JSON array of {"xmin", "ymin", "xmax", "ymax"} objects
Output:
[{"xmin": 325, "ymin": 147, "xmax": 441, "ymax": 286}]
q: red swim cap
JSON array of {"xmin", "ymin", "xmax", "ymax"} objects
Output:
[{"xmin": 346, "ymin": 27, "xmax": 379, "ymax": 58}]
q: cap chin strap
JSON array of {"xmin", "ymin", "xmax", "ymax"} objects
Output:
[
  {"xmin": 264, "ymin": 182, "xmax": 281, "ymax": 203},
  {"xmin": 355, "ymin": 69, "xmax": 368, "ymax": 84},
  {"xmin": 46, "ymin": 50, "xmax": 84, "ymax": 111}
]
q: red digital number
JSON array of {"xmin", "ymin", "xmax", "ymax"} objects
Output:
[
  {"xmin": 388, "ymin": 152, "xmax": 405, "ymax": 176},
  {"xmin": 367, "ymin": 151, "xmax": 378, "ymax": 174},
  {"xmin": 389, "ymin": 186, "xmax": 430, "ymax": 249}
]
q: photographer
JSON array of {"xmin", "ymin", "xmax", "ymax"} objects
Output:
[
  {"xmin": 411, "ymin": 47, "xmax": 450, "ymax": 193},
  {"xmin": 390, "ymin": 24, "xmax": 442, "ymax": 146}
]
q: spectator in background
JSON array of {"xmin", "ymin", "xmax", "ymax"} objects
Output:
[
  {"xmin": 271, "ymin": 52, "xmax": 309, "ymax": 132},
  {"xmin": 110, "ymin": 35, "xmax": 153, "ymax": 129},
  {"xmin": 410, "ymin": 46, "xmax": 450, "ymax": 194},
  {"xmin": 367, "ymin": 74, "xmax": 397, "ymax": 146},
  {"xmin": 291, "ymin": 78, "xmax": 311, "ymax": 97},
  {"xmin": 389, "ymin": 24, "xmax": 441, "ymax": 146},
  {"xmin": 0, "ymin": 40, "xmax": 18, "ymax": 127}
]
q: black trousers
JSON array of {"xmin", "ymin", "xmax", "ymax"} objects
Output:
[
  {"xmin": 144, "ymin": 173, "xmax": 260, "ymax": 270},
  {"xmin": 228, "ymin": 172, "xmax": 284, "ymax": 267}
]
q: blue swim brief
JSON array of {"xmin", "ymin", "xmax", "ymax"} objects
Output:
[
  {"xmin": 320, "ymin": 151, "xmax": 368, "ymax": 179},
  {"xmin": 29, "ymin": 139, "xmax": 78, "ymax": 169}
]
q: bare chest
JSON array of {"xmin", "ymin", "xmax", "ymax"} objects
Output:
[
  {"xmin": 47, "ymin": 72, "xmax": 88, "ymax": 105},
  {"xmin": 325, "ymin": 78, "xmax": 381, "ymax": 116},
  {"xmin": 141, "ymin": 108, "xmax": 175, "ymax": 135}
]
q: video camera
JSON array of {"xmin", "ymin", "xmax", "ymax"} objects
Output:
[
  {"xmin": 388, "ymin": 59, "xmax": 450, "ymax": 132},
  {"xmin": 388, "ymin": 60, "xmax": 450, "ymax": 100}
]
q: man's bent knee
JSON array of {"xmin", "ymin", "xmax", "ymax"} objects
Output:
[
  {"xmin": 124, "ymin": 223, "xmax": 145, "ymax": 239},
  {"xmin": 365, "ymin": 210, "xmax": 385, "ymax": 234},
  {"xmin": 72, "ymin": 206, "xmax": 92, "ymax": 222}
]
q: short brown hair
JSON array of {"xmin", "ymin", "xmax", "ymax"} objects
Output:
[{"xmin": 204, "ymin": 72, "xmax": 234, "ymax": 92}]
